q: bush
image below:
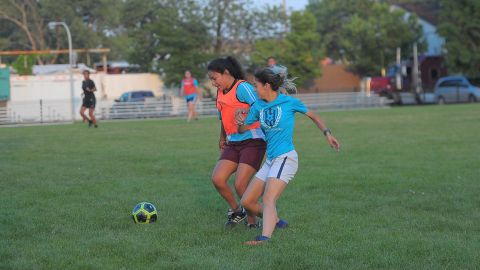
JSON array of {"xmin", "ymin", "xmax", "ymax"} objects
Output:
[{"xmin": 12, "ymin": 55, "xmax": 35, "ymax": 75}]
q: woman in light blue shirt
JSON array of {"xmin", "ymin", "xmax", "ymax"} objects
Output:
[{"xmin": 236, "ymin": 67, "xmax": 340, "ymax": 245}]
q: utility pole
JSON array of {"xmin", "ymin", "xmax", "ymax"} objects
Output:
[
  {"xmin": 282, "ymin": 0, "xmax": 288, "ymax": 36},
  {"xmin": 395, "ymin": 47, "xmax": 402, "ymax": 90},
  {"xmin": 412, "ymin": 42, "xmax": 422, "ymax": 94}
]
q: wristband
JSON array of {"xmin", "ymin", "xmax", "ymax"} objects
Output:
[{"xmin": 323, "ymin": 128, "xmax": 332, "ymax": 136}]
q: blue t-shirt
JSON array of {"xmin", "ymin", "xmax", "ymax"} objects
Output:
[
  {"xmin": 219, "ymin": 82, "xmax": 265, "ymax": 142},
  {"xmin": 245, "ymin": 94, "xmax": 308, "ymax": 159}
]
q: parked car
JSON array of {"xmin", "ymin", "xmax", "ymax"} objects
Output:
[
  {"xmin": 115, "ymin": 90, "xmax": 155, "ymax": 102},
  {"xmin": 370, "ymin": 76, "xmax": 394, "ymax": 97},
  {"xmin": 434, "ymin": 76, "xmax": 480, "ymax": 104},
  {"xmin": 110, "ymin": 90, "xmax": 157, "ymax": 119}
]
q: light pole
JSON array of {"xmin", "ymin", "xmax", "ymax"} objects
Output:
[{"xmin": 48, "ymin": 22, "xmax": 75, "ymax": 122}]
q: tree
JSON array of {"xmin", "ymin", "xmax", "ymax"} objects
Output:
[
  {"xmin": 340, "ymin": 3, "xmax": 424, "ymax": 75},
  {"xmin": 254, "ymin": 11, "xmax": 323, "ymax": 87},
  {"xmin": 11, "ymin": 55, "xmax": 35, "ymax": 75},
  {"xmin": 153, "ymin": 2, "xmax": 212, "ymax": 86},
  {"xmin": 307, "ymin": 0, "xmax": 425, "ymax": 76},
  {"xmin": 0, "ymin": 0, "xmax": 124, "ymax": 65},
  {"xmin": 123, "ymin": 0, "xmax": 212, "ymax": 86},
  {"xmin": 123, "ymin": 0, "xmax": 285, "ymax": 86},
  {"xmin": 202, "ymin": 0, "xmax": 285, "ymax": 56},
  {"xmin": 0, "ymin": 0, "xmax": 319, "ymax": 88},
  {"xmin": 0, "ymin": 0, "xmax": 47, "ymax": 63},
  {"xmin": 0, "ymin": 16, "xmax": 18, "ymax": 53},
  {"xmin": 438, "ymin": 0, "xmax": 480, "ymax": 76},
  {"xmin": 40, "ymin": 0, "xmax": 124, "ymax": 64}
]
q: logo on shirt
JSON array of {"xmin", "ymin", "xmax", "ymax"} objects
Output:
[{"xmin": 260, "ymin": 106, "xmax": 282, "ymax": 129}]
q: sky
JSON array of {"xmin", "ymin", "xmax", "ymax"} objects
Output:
[{"xmin": 255, "ymin": 0, "xmax": 309, "ymax": 11}]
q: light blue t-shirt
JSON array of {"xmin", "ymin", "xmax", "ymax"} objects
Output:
[
  {"xmin": 218, "ymin": 81, "xmax": 265, "ymax": 142},
  {"xmin": 245, "ymin": 94, "xmax": 308, "ymax": 159}
]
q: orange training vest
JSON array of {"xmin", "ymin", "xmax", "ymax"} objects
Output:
[
  {"xmin": 182, "ymin": 78, "xmax": 197, "ymax": 95},
  {"xmin": 216, "ymin": 80, "xmax": 260, "ymax": 135}
]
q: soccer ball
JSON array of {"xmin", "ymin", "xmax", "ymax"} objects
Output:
[{"xmin": 132, "ymin": 202, "xmax": 158, "ymax": 224}]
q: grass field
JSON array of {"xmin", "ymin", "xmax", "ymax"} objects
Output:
[{"xmin": 1, "ymin": 104, "xmax": 479, "ymax": 269}]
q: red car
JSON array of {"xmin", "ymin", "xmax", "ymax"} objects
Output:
[{"xmin": 370, "ymin": 76, "xmax": 393, "ymax": 96}]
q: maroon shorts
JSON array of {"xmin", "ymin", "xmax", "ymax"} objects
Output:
[{"xmin": 219, "ymin": 139, "xmax": 266, "ymax": 171}]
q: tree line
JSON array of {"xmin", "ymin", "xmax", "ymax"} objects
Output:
[{"xmin": 0, "ymin": 0, "xmax": 478, "ymax": 87}]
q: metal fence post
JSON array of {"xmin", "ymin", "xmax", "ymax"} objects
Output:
[{"xmin": 40, "ymin": 99, "xmax": 43, "ymax": 124}]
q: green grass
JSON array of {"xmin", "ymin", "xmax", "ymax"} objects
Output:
[{"xmin": 1, "ymin": 104, "xmax": 479, "ymax": 269}]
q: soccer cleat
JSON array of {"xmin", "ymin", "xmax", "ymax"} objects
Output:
[
  {"xmin": 94, "ymin": 124, "xmax": 98, "ymax": 128},
  {"xmin": 244, "ymin": 235, "xmax": 269, "ymax": 246},
  {"xmin": 88, "ymin": 120, "xmax": 93, "ymax": 128},
  {"xmin": 276, "ymin": 219, "xmax": 288, "ymax": 228},
  {"xmin": 246, "ymin": 223, "xmax": 261, "ymax": 229},
  {"xmin": 224, "ymin": 207, "xmax": 247, "ymax": 227}
]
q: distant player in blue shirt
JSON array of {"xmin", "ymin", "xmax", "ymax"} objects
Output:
[{"xmin": 235, "ymin": 67, "xmax": 340, "ymax": 245}]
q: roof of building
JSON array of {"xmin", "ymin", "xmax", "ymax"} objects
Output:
[
  {"xmin": 395, "ymin": 2, "xmax": 441, "ymax": 26},
  {"xmin": 94, "ymin": 60, "xmax": 139, "ymax": 69},
  {"xmin": 32, "ymin": 63, "xmax": 96, "ymax": 75}
]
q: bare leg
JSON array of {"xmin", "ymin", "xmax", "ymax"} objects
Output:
[
  {"xmin": 212, "ymin": 160, "xmax": 239, "ymax": 209},
  {"xmin": 187, "ymin": 102, "xmax": 194, "ymax": 122},
  {"xmin": 88, "ymin": 108, "xmax": 97, "ymax": 127},
  {"xmin": 192, "ymin": 102, "xmax": 198, "ymax": 120},
  {"xmin": 241, "ymin": 178, "xmax": 265, "ymax": 218},
  {"xmin": 261, "ymin": 178, "xmax": 287, "ymax": 238},
  {"xmin": 235, "ymin": 163, "xmax": 260, "ymax": 225},
  {"xmin": 80, "ymin": 107, "xmax": 89, "ymax": 122}
]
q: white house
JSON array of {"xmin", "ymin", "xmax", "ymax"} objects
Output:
[{"xmin": 392, "ymin": 4, "xmax": 445, "ymax": 56}]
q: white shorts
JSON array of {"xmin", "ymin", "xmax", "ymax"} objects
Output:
[{"xmin": 255, "ymin": 150, "xmax": 298, "ymax": 184}]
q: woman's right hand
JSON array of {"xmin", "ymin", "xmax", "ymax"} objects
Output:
[
  {"xmin": 235, "ymin": 108, "xmax": 248, "ymax": 125},
  {"xmin": 219, "ymin": 137, "xmax": 226, "ymax": 150}
]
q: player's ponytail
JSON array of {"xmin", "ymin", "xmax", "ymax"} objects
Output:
[
  {"xmin": 225, "ymin": 56, "xmax": 245, "ymax": 80},
  {"xmin": 207, "ymin": 56, "xmax": 245, "ymax": 80},
  {"xmin": 269, "ymin": 65, "xmax": 297, "ymax": 94},
  {"xmin": 254, "ymin": 67, "xmax": 297, "ymax": 94},
  {"xmin": 280, "ymin": 77, "xmax": 298, "ymax": 95}
]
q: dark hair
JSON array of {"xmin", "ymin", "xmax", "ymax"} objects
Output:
[
  {"xmin": 207, "ymin": 56, "xmax": 245, "ymax": 80},
  {"xmin": 254, "ymin": 68, "xmax": 284, "ymax": 91},
  {"xmin": 255, "ymin": 67, "xmax": 298, "ymax": 94},
  {"xmin": 82, "ymin": 70, "xmax": 90, "ymax": 74}
]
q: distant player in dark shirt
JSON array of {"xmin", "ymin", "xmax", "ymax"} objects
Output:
[{"xmin": 80, "ymin": 70, "xmax": 98, "ymax": 128}]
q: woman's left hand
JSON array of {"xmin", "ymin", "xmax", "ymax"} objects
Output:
[{"xmin": 326, "ymin": 135, "xmax": 340, "ymax": 152}]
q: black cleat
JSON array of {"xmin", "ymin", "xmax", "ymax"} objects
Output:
[
  {"xmin": 247, "ymin": 223, "xmax": 261, "ymax": 229},
  {"xmin": 224, "ymin": 207, "xmax": 247, "ymax": 227}
]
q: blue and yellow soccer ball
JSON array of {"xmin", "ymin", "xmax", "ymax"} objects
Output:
[{"xmin": 132, "ymin": 202, "xmax": 158, "ymax": 224}]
